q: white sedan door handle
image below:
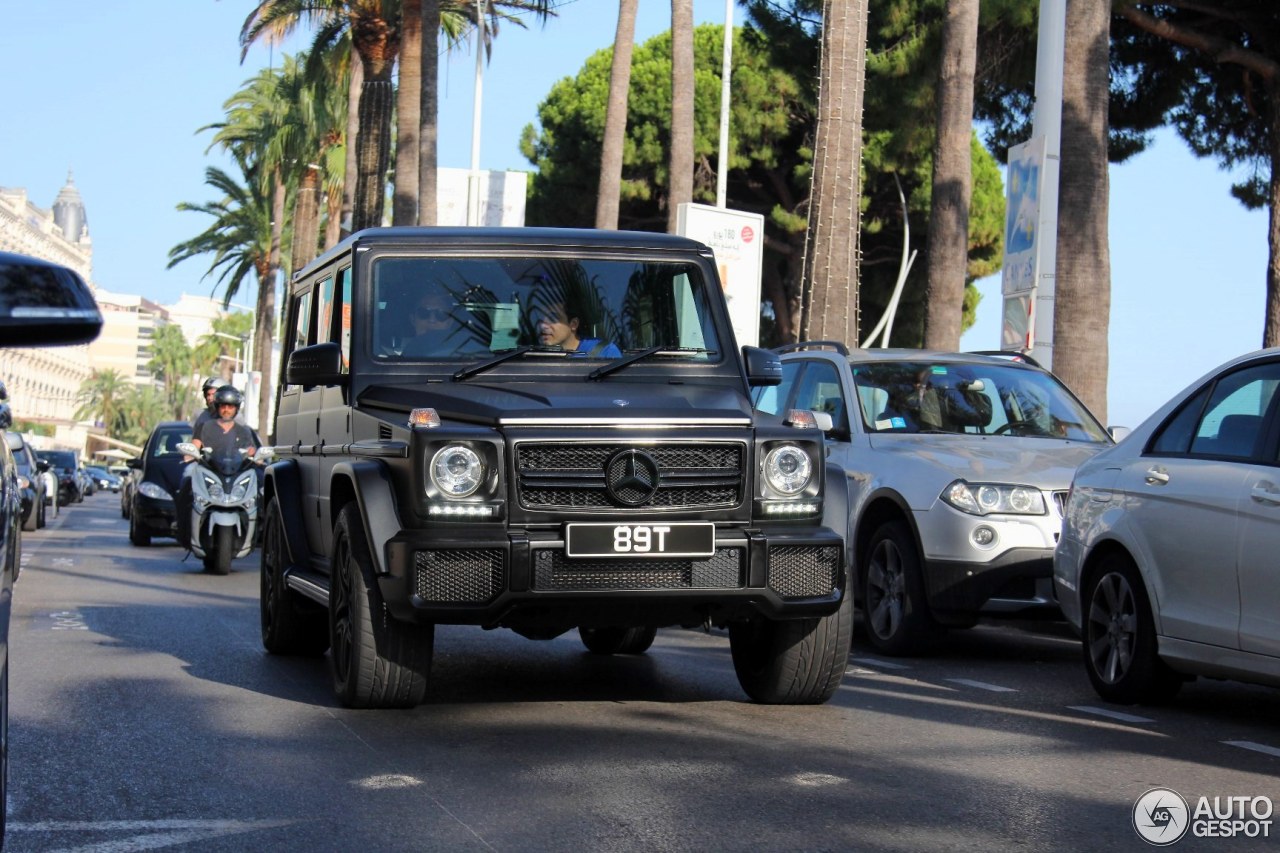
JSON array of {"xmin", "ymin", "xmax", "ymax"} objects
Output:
[
  {"xmin": 1251, "ymin": 481, "xmax": 1280, "ymax": 506},
  {"xmin": 1144, "ymin": 466, "xmax": 1170, "ymax": 486}
]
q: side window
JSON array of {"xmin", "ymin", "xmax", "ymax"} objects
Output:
[
  {"xmin": 315, "ymin": 276, "xmax": 335, "ymax": 345},
  {"xmin": 282, "ymin": 289, "xmax": 314, "ymax": 391},
  {"xmin": 1183, "ymin": 363, "xmax": 1280, "ymax": 459},
  {"xmin": 337, "ymin": 266, "xmax": 352, "ymax": 373},
  {"xmin": 752, "ymin": 359, "xmax": 803, "ymax": 416},
  {"xmin": 1149, "ymin": 386, "xmax": 1209, "ymax": 455}
]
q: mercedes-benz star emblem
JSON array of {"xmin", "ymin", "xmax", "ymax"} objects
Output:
[{"xmin": 605, "ymin": 450, "xmax": 660, "ymax": 506}]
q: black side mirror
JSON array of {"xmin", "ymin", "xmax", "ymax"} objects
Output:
[
  {"xmin": 0, "ymin": 251, "xmax": 103, "ymax": 346},
  {"xmin": 36, "ymin": 459, "xmax": 49, "ymax": 473},
  {"xmin": 742, "ymin": 345, "xmax": 783, "ymax": 387},
  {"xmin": 286, "ymin": 342, "xmax": 347, "ymax": 387},
  {"xmin": 125, "ymin": 458, "xmax": 142, "ymax": 470}
]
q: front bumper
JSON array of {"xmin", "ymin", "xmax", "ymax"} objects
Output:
[
  {"xmin": 375, "ymin": 524, "xmax": 846, "ymax": 629},
  {"xmin": 133, "ymin": 494, "xmax": 178, "ymax": 537},
  {"xmin": 922, "ymin": 548, "xmax": 1059, "ymax": 623}
]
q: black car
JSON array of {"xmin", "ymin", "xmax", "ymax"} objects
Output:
[
  {"xmin": 35, "ymin": 449, "xmax": 82, "ymax": 505},
  {"xmin": 84, "ymin": 465, "xmax": 120, "ymax": 493},
  {"xmin": 0, "ymin": 249, "xmax": 103, "ymax": 842},
  {"xmin": 127, "ymin": 422, "xmax": 194, "ymax": 546},
  {"xmin": 5, "ymin": 433, "xmax": 48, "ymax": 531}
]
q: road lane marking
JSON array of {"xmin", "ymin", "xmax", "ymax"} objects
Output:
[
  {"xmin": 787, "ymin": 772, "xmax": 847, "ymax": 787},
  {"xmin": 1068, "ymin": 705, "xmax": 1156, "ymax": 724},
  {"xmin": 354, "ymin": 774, "xmax": 423, "ymax": 790},
  {"xmin": 945, "ymin": 678, "xmax": 1016, "ymax": 692},
  {"xmin": 1224, "ymin": 740, "xmax": 1280, "ymax": 759},
  {"xmin": 850, "ymin": 656, "xmax": 911, "ymax": 670},
  {"xmin": 6, "ymin": 818, "xmax": 295, "ymax": 852}
]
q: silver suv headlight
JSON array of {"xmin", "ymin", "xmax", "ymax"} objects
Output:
[
  {"xmin": 942, "ymin": 480, "xmax": 1046, "ymax": 516},
  {"xmin": 431, "ymin": 445, "xmax": 484, "ymax": 497},
  {"xmin": 762, "ymin": 444, "xmax": 812, "ymax": 496}
]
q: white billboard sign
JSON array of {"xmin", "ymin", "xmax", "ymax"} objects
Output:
[
  {"xmin": 436, "ymin": 168, "xmax": 527, "ymax": 227},
  {"xmin": 676, "ymin": 202, "xmax": 764, "ymax": 347}
]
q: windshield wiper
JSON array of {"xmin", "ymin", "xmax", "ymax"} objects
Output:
[
  {"xmin": 587, "ymin": 346, "xmax": 716, "ymax": 380},
  {"xmin": 452, "ymin": 346, "xmax": 567, "ymax": 381}
]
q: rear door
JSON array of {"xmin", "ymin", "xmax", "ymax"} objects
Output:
[{"xmin": 1232, "ymin": 360, "xmax": 1280, "ymax": 657}]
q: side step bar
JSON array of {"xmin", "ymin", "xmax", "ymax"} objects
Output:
[{"xmin": 285, "ymin": 566, "xmax": 330, "ymax": 606}]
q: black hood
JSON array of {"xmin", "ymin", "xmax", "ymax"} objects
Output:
[{"xmin": 359, "ymin": 380, "xmax": 754, "ymax": 426}]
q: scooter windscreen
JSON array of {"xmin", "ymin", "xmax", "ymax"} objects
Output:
[{"xmin": 204, "ymin": 447, "xmax": 257, "ymax": 478}]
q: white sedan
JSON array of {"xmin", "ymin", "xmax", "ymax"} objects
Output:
[{"xmin": 1055, "ymin": 347, "xmax": 1280, "ymax": 703}]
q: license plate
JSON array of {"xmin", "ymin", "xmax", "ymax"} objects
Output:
[{"xmin": 565, "ymin": 522, "xmax": 715, "ymax": 558}]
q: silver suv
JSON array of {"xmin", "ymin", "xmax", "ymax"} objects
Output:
[{"xmin": 755, "ymin": 343, "xmax": 1113, "ymax": 655}]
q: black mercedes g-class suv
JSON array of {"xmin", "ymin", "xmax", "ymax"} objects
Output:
[{"xmin": 262, "ymin": 227, "xmax": 849, "ymax": 708}]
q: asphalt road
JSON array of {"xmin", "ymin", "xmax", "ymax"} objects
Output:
[{"xmin": 6, "ymin": 495, "xmax": 1279, "ymax": 852}]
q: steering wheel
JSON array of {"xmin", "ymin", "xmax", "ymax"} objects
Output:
[{"xmin": 993, "ymin": 420, "xmax": 1031, "ymax": 435}]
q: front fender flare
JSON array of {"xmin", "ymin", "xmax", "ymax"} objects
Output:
[
  {"xmin": 330, "ymin": 459, "xmax": 401, "ymax": 577},
  {"xmin": 263, "ymin": 459, "xmax": 309, "ymax": 571}
]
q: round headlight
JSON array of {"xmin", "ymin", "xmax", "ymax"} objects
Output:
[
  {"xmin": 977, "ymin": 485, "xmax": 1001, "ymax": 511},
  {"xmin": 763, "ymin": 445, "xmax": 812, "ymax": 496},
  {"xmin": 1008, "ymin": 487, "xmax": 1036, "ymax": 513},
  {"xmin": 431, "ymin": 445, "xmax": 483, "ymax": 498}
]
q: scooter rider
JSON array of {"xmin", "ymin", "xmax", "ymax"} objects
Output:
[
  {"xmin": 194, "ymin": 386, "xmax": 257, "ymax": 458},
  {"xmin": 192, "ymin": 376, "xmax": 221, "ymax": 433},
  {"xmin": 177, "ymin": 385, "xmax": 256, "ymax": 549}
]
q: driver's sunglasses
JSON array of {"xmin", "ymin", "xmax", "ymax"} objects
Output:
[{"xmin": 414, "ymin": 306, "xmax": 449, "ymax": 321}]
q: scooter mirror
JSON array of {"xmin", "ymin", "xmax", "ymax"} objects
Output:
[{"xmin": 175, "ymin": 442, "xmax": 201, "ymax": 457}]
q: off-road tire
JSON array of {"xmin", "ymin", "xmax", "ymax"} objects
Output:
[
  {"xmin": 260, "ymin": 498, "xmax": 328, "ymax": 656},
  {"xmin": 729, "ymin": 586, "xmax": 852, "ymax": 704},
  {"xmin": 329, "ymin": 504, "xmax": 433, "ymax": 709}
]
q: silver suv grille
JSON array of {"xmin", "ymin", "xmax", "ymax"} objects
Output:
[{"xmin": 516, "ymin": 441, "xmax": 745, "ymax": 510}]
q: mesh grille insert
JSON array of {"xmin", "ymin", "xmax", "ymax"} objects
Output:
[
  {"xmin": 414, "ymin": 549, "xmax": 504, "ymax": 603},
  {"xmin": 767, "ymin": 546, "xmax": 840, "ymax": 598},
  {"xmin": 533, "ymin": 548, "xmax": 743, "ymax": 591}
]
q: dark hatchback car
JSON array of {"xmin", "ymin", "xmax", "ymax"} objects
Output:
[
  {"xmin": 127, "ymin": 422, "xmax": 194, "ymax": 546},
  {"xmin": 5, "ymin": 433, "xmax": 48, "ymax": 531},
  {"xmin": 35, "ymin": 449, "xmax": 81, "ymax": 505},
  {"xmin": 0, "ymin": 250, "xmax": 103, "ymax": 842}
]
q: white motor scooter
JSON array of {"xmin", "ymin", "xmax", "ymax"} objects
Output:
[{"xmin": 176, "ymin": 442, "xmax": 273, "ymax": 575}]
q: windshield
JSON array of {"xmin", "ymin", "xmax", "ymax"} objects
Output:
[
  {"xmin": 37, "ymin": 450, "xmax": 77, "ymax": 469},
  {"xmin": 369, "ymin": 256, "xmax": 721, "ymax": 364},
  {"xmin": 851, "ymin": 361, "xmax": 1110, "ymax": 442}
]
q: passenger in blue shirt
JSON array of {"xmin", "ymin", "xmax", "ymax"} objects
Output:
[{"xmin": 535, "ymin": 299, "xmax": 621, "ymax": 357}]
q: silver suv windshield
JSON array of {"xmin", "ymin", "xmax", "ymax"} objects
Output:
[
  {"xmin": 370, "ymin": 256, "xmax": 722, "ymax": 364},
  {"xmin": 851, "ymin": 360, "xmax": 1110, "ymax": 442}
]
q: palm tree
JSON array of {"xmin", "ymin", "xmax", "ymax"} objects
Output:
[
  {"xmin": 116, "ymin": 385, "xmax": 171, "ymax": 447},
  {"xmin": 193, "ymin": 312, "xmax": 256, "ymax": 384},
  {"xmin": 242, "ymin": 0, "xmax": 554, "ymax": 232},
  {"xmin": 74, "ymin": 369, "xmax": 130, "ymax": 435},
  {"xmin": 168, "ymin": 154, "xmax": 285, "ymax": 432},
  {"xmin": 1054, "ymin": 0, "xmax": 1111, "ymax": 422},
  {"xmin": 596, "ymin": 0, "xmax": 638, "ymax": 230},
  {"xmin": 921, "ymin": 0, "xmax": 980, "ymax": 350},
  {"xmin": 148, "ymin": 324, "xmax": 196, "ymax": 420},
  {"xmin": 667, "ymin": 0, "xmax": 695, "ymax": 233},
  {"xmin": 799, "ymin": 0, "xmax": 871, "ymax": 345}
]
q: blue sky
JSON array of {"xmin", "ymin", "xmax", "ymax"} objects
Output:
[{"xmin": 0, "ymin": 0, "xmax": 1268, "ymax": 428}]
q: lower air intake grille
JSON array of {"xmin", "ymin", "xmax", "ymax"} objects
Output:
[
  {"xmin": 767, "ymin": 546, "xmax": 841, "ymax": 598},
  {"xmin": 414, "ymin": 549, "xmax": 504, "ymax": 603},
  {"xmin": 533, "ymin": 548, "xmax": 743, "ymax": 591}
]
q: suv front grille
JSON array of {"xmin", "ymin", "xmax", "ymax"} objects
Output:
[
  {"xmin": 516, "ymin": 441, "xmax": 744, "ymax": 511},
  {"xmin": 533, "ymin": 548, "xmax": 743, "ymax": 591}
]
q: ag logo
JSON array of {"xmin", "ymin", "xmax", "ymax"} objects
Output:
[{"xmin": 1133, "ymin": 788, "xmax": 1190, "ymax": 845}]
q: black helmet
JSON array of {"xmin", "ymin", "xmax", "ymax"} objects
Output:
[
  {"xmin": 202, "ymin": 376, "xmax": 221, "ymax": 394},
  {"xmin": 213, "ymin": 385, "xmax": 243, "ymax": 412}
]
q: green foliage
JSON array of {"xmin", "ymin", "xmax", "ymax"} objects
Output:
[
  {"xmin": 147, "ymin": 324, "xmax": 196, "ymax": 421},
  {"xmin": 115, "ymin": 385, "xmax": 171, "ymax": 447},
  {"xmin": 75, "ymin": 369, "xmax": 131, "ymax": 436},
  {"xmin": 522, "ymin": 11, "xmax": 1008, "ymax": 347}
]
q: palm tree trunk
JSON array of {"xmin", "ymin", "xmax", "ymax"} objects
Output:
[
  {"xmin": 341, "ymin": 60, "xmax": 363, "ymax": 238},
  {"xmin": 1267, "ymin": 77, "xmax": 1280, "ymax": 348},
  {"xmin": 394, "ymin": 0, "xmax": 424, "ymax": 225},
  {"xmin": 667, "ymin": 0, "xmax": 695, "ymax": 233},
  {"xmin": 922, "ymin": 0, "xmax": 979, "ymax": 351},
  {"xmin": 259, "ymin": 168, "xmax": 287, "ymax": 434},
  {"xmin": 354, "ymin": 63, "xmax": 395, "ymax": 232},
  {"xmin": 1054, "ymin": 0, "xmax": 1111, "ymax": 423},
  {"xmin": 292, "ymin": 166, "xmax": 322, "ymax": 270},
  {"xmin": 419, "ymin": 0, "xmax": 442, "ymax": 226},
  {"xmin": 597, "ymin": 0, "xmax": 638, "ymax": 230},
  {"xmin": 799, "ymin": 0, "xmax": 870, "ymax": 346}
]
